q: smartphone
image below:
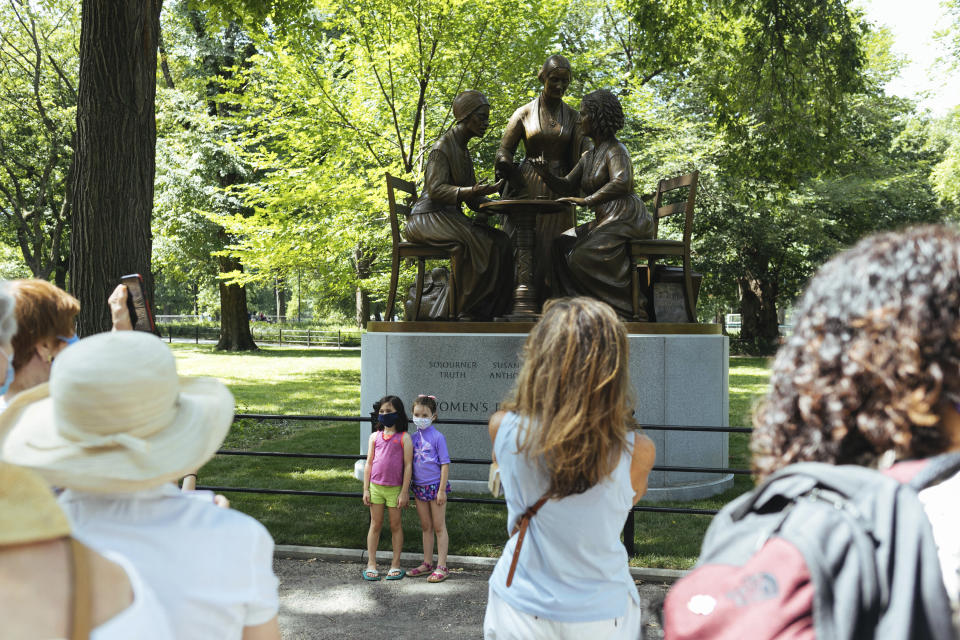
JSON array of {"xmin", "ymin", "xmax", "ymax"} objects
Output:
[{"xmin": 120, "ymin": 273, "xmax": 156, "ymax": 333}]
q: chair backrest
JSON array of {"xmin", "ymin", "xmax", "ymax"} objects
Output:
[
  {"xmin": 651, "ymin": 170, "xmax": 699, "ymax": 243},
  {"xmin": 385, "ymin": 172, "xmax": 417, "ymax": 246}
]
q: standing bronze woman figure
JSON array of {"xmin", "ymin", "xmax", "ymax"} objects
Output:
[
  {"xmin": 405, "ymin": 91, "xmax": 513, "ymax": 321},
  {"xmin": 495, "ymin": 54, "xmax": 591, "ymax": 301},
  {"xmin": 530, "ymin": 90, "xmax": 655, "ymax": 319}
]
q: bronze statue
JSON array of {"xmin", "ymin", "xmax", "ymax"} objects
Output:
[
  {"xmin": 530, "ymin": 89, "xmax": 655, "ymax": 319},
  {"xmin": 404, "ymin": 91, "xmax": 513, "ymax": 320},
  {"xmin": 495, "ymin": 54, "xmax": 591, "ymax": 301}
]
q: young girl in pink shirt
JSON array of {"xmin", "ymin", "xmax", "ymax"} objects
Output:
[{"xmin": 362, "ymin": 395, "xmax": 413, "ymax": 581}]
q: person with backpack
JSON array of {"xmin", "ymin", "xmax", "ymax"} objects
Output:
[{"xmin": 665, "ymin": 225, "xmax": 960, "ymax": 639}]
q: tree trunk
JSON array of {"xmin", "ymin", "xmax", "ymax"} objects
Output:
[
  {"xmin": 69, "ymin": 0, "xmax": 162, "ymax": 336},
  {"xmin": 738, "ymin": 276, "xmax": 779, "ymax": 348},
  {"xmin": 216, "ymin": 253, "xmax": 257, "ymax": 351},
  {"xmin": 355, "ymin": 287, "xmax": 370, "ymax": 329},
  {"xmin": 354, "ymin": 244, "xmax": 373, "ymax": 328},
  {"xmin": 275, "ymin": 276, "xmax": 287, "ymax": 321}
]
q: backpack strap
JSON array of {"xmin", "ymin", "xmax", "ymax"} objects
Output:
[
  {"xmin": 69, "ymin": 537, "xmax": 92, "ymax": 640},
  {"xmin": 885, "ymin": 451, "xmax": 960, "ymax": 490},
  {"xmin": 506, "ymin": 495, "xmax": 548, "ymax": 587}
]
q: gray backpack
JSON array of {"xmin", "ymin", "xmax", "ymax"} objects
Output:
[{"xmin": 664, "ymin": 458, "xmax": 958, "ymax": 639}]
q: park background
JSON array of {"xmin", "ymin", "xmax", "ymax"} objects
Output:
[{"xmin": 2, "ymin": 0, "xmax": 960, "ymax": 567}]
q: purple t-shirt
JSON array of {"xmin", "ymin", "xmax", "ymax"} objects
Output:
[{"xmin": 412, "ymin": 425, "xmax": 450, "ymax": 486}]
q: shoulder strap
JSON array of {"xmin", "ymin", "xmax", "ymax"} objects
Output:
[
  {"xmin": 69, "ymin": 537, "xmax": 93, "ymax": 640},
  {"xmin": 506, "ymin": 495, "xmax": 549, "ymax": 587}
]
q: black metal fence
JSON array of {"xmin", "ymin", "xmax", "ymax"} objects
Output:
[
  {"xmin": 203, "ymin": 413, "xmax": 751, "ymax": 556},
  {"xmin": 157, "ymin": 325, "xmax": 362, "ymax": 348}
]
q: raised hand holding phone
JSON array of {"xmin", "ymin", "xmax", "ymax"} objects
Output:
[
  {"xmin": 119, "ymin": 274, "xmax": 156, "ymax": 333},
  {"xmin": 108, "ymin": 285, "xmax": 134, "ymax": 331}
]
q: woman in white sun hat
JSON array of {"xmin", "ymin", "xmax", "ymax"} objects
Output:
[
  {"xmin": 0, "ymin": 330, "xmax": 281, "ymax": 640},
  {"xmin": 0, "ymin": 285, "xmax": 174, "ymax": 639}
]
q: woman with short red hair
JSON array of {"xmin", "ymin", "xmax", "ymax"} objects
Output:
[{"xmin": 4, "ymin": 279, "xmax": 80, "ymax": 405}]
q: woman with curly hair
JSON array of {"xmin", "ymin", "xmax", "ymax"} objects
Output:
[
  {"xmin": 752, "ymin": 224, "xmax": 960, "ymax": 616},
  {"xmin": 484, "ymin": 297, "xmax": 656, "ymax": 639},
  {"xmin": 530, "ymin": 89, "xmax": 654, "ymax": 319}
]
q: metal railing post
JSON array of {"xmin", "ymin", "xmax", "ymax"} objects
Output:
[{"xmin": 622, "ymin": 510, "xmax": 636, "ymax": 556}]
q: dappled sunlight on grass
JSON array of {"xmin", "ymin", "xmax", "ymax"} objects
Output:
[{"xmin": 285, "ymin": 468, "xmax": 355, "ymax": 482}]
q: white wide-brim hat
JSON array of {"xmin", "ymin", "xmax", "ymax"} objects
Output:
[{"xmin": 0, "ymin": 331, "xmax": 234, "ymax": 492}]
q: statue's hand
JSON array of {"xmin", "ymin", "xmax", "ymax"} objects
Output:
[
  {"xmin": 471, "ymin": 179, "xmax": 503, "ymax": 198},
  {"xmin": 528, "ymin": 158, "xmax": 548, "ymax": 176},
  {"xmin": 559, "ymin": 196, "xmax": 588, "ymax": 206}
]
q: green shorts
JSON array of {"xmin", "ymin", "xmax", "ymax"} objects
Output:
[{"xmin": 369, "ymin": 482, "xmax": 402, "ymax": 507}]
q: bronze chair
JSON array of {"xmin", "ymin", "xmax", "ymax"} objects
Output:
[
  {"xmin": 629, "ymin": 170, "xmax": 699, "ymax": 322},
  {"xmin": 384, "ymin": 173, "xmax": 458, "ymax": 321}
]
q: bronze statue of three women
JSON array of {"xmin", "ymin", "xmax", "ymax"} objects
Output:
[{"xmin": 405, "ymin": 55, "xmax": 655, "ymax": 321}]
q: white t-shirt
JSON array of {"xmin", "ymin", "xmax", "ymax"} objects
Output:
[
  {"xmin": 93, "ymin": 550, "xmax": 174, "ymax": 640},
  {"xmin": 60, "ymin": 484, "xmax": 279, "ymax": 640},
  {"xmin": 920, "ymin": 470, "xmax": 960, "ymax": 624}
]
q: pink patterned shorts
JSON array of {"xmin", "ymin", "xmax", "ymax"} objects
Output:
[{"xmin": 412, "ymin": 482, "xmax": 452, "ymax": 502}]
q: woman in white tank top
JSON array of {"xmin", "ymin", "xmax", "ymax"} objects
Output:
[{"xmin": 483, "ymin": 297, "xmax": 656, "ymax": 640}]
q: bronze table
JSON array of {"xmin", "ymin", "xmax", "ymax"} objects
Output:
[{"xmin": 479, "ymin": 199, "xmax": 572, "ymax": 321}]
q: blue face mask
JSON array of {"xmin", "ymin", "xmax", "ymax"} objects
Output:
[
  {"xmin": 58, "ymin": 334, "xmax": 79, "ymax": 347},
  {"xmin": 0, "ymin": 351, "xmax": 14, "ymax": 396},
  {"xmin": 378, "ymin": 412, "xmax": 399, "ymax": 428}
]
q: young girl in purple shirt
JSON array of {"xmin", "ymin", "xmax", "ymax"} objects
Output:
[{"xmin": 407, "ymin": 394, "xmax": 452, "ymax": 583}]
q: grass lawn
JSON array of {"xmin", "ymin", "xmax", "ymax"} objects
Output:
[{"xmin": 173, "ymin": 344, "xmax": 772, "ymax": 569}]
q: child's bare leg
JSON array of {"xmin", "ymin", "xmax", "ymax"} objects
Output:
[
  {"xmin": 367, "ymin": 504, "xmax": 385, "ymax": 571},
  {"xmin": 415, "ymin": 498, "xmax": 435, "ymax": 565},
  {"xmin": 387, "ymin": 505, "xmax": 404, "ymax": 569},
  {"xmin": 430, "ymin": 499, "xmax": 449, "ymax": 568}
]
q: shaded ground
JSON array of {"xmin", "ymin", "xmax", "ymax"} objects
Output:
[{"xmin": 275, "ymin": 557, "xmax": 669, "ymax": 639}]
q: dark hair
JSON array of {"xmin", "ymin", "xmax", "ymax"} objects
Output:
[
  {"xmin": 752, "ymin": 225, "xmax": 960, "ymax": 479},
  {"xmin": 581, "ymin": 89, "xmax": 624, "ymax": 140},
  {"xmin": 372, "ymin": 395, "xmax": 409, "ymax": 433},
  {"xmin": 413, "ymin": 394, "xmax": 438, "ymax": 416},
  {"xmin": 537, "ymin": 54, "xmax": 572, "ymax": 84}
]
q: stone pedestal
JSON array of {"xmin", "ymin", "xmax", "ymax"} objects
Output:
[{"xmin": 357, "ymin": 322, "xmax": 732, "ymax": 502}]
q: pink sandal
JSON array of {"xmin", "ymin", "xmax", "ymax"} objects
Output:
[
  {"xmin": 427, "ymin": 566, "xmax": 449, "ymax": 583},
  {"xmin": 408, "ymin": 562, "xmax": 434, "ymax": 577}
]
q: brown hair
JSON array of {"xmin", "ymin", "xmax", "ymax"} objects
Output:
[
  {"xmin": 752, "ymin": 225, "xmax": 960, "ymax": 480},
  {"xmin": 501, "ymin": 297, "xmax": 633, "ymax": 499},
  {"xmin": 8, "ymin": 280, "xmax": 80, "ymax": 372},
  {"xmin": 413, "ymin": 394, "xmax": 438, "ymax": 416},
  {"xmin": 537, "ymin": 54, "xmax": 572, "ymax": 84},
  {"xmin": 581, "ymin": 90, "xmax": 624, "ymax": 139}
]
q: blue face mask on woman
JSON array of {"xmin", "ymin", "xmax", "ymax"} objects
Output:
[
  {"xmin": 58, "ymin": 334, "xmax": 79, "ymax": 348},
  {"xmin": 378, "ymin": 412, "xmax": 399, "ymax": 428},
  {"xmin": 0, "ymin": 350, "xmax": 14, "ymax": 396}
]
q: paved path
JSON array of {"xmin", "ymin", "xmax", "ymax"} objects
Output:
[{"xmin": 275, "ymin": 556, "xmax": 669, "ymax": 639}]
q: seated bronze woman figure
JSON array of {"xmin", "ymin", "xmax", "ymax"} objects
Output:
[
  {"xmin": 404, "ymin": 91, "xmax": 513, "ymax": 320},
  {"xmin": 530, "ymin": 89, "xmax": 654, "ymax": 319}
]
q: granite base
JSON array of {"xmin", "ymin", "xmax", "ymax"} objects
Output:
[{"xmin": 357, "ymin": 327, "xmax": 731, "ymax": 502}]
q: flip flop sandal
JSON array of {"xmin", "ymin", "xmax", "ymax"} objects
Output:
[
  {"xmin": 362, "ymin": 568, "xmax": 380, "ymax": 581},
  {"xmin": 385, "ymin": 567, "xmax": 406, "ymax": 580},
  {"xmin": 408, "ymin": 562, "xmax": 434, "ymax": 577},
  {"xmin": 427, "ymin": 566, "xmax": 449, "ymax": 583}
]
